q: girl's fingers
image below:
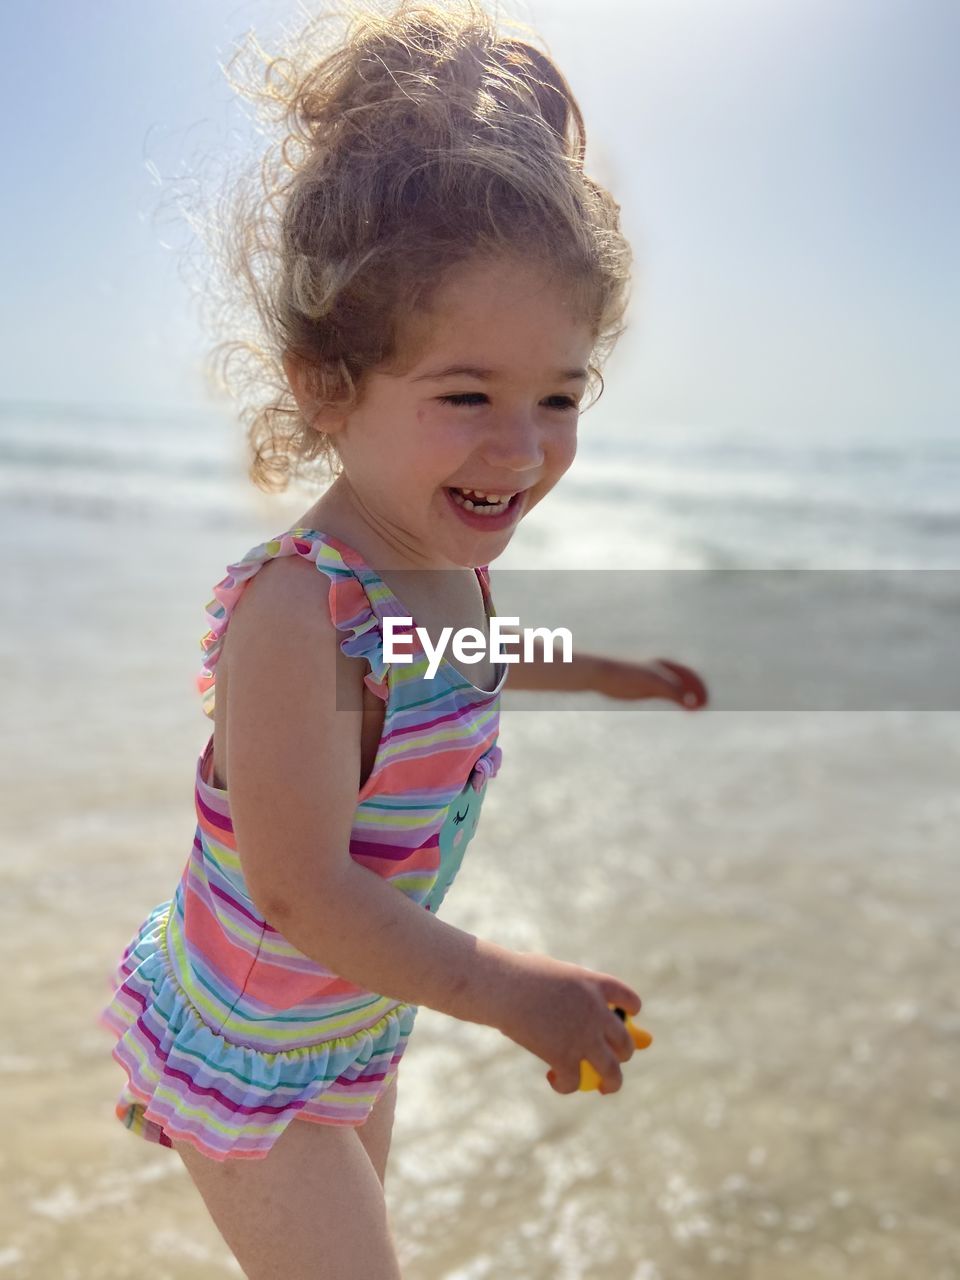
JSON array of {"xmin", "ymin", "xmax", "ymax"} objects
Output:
[
  {"xmin": 595, "ymin": 1048, "xmax": 625, "ymax": 1094},
  {"xmin": 549, "ymin": 1053, "xmax": 622, "ymax": 1094},
  {"xmin": 546, "ymin": 1066, "xmax": 580, "ymax": 1095},
  {"xmin": 606, "ymin": 1020, "xmax": 636, "ymax": 1062},
  {"xmin": 654, "ymin": 659, "xmax": 709, "ymax": 708},
  {"xmin": 544, "ymin": 979, "xmax": 645, "ymax": 1096},
  {"xmin": 685, "ymin": 670, "xmax": 709, "ymax": 705},
  {"xmin": 598, "ymin": 978, "xmax": 642, "ymax": 1016}
]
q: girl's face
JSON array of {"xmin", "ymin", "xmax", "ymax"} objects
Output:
[{"xmin": 327, "ymin": 253, "xmax": 596, "ymax": 569}]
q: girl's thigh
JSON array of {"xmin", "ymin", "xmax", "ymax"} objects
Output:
[
  {"xmin": 354, "ymin": 1072, "xmax": 399, "ymax": 1185},
  {"xmin": 172, "ymin": 1119, "xmax": 403, "ymax": 1280}
]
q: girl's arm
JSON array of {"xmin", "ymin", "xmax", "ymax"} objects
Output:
[
  {"xmin": 501, "ymin": 622, "xmax": 708, "ymax": 707},
  {"xmin": 224, "ymin": 558, "xmax": 514, "ymax": 1025},
  {"xmin": 221, "ymin": 559, "xmax": 643, "ymax": 1091},
  {"xmin": 223, "ymin": 559, "xmax": 643, "ymax": 1094}
]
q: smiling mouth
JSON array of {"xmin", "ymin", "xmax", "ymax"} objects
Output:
[{"xmin": 446, "ymin": 487, "xmax": 519, "ymax": 516}]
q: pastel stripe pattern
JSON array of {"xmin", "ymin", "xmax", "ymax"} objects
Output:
[{"xmin": 100, "ymin": 528, "xmax": 504, "ymax": 1160}]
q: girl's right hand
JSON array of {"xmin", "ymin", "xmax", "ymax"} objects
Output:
[{"xmin": 493, "ymin": 952, "xmax": 644, "ymax": 1095}]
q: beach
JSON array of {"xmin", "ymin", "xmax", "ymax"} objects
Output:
[{"xmin": 1, "ymin": 403, "xmax": 958, "ymax": 1278}]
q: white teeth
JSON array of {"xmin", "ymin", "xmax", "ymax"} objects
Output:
[
  {"xmin": 459, "ymin": 488, "xmax": 510, "ymax": 502},
  {"xmin": 449, "ymin": 488, "xmax": 515, "ymax": 516}
]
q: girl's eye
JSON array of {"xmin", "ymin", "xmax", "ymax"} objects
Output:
[
  {"xmin": 438, "ymin": 393, "xmax": 488, "ymax": 407},
  {"xmin": 437, "ymin": 393, "xmax": 578, "ymax": 410}
]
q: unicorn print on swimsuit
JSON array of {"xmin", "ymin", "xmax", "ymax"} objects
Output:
[{"xmin": 425, "ymin": 763, "xmax": 491, "ymax": 915}]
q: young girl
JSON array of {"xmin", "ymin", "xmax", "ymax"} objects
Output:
[{"xmin": 100, "ymin": 2, "xmax": 707, "ymax": 1275}]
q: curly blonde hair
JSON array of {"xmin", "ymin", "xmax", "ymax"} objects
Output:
[{"xmin": 200, "ymin": 0, "xmax": 633, "ymax": 493}]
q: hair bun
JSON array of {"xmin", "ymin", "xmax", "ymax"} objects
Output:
[{"xmin": 199, "ymin": 0, "xmax": 632, "ymax": 494}]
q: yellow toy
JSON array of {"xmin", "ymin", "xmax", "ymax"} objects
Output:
[{"xmin": 579, "ymin": 1006, "xmax": 653, "ymax": 1091}]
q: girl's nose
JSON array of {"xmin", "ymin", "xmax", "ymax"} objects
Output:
[{"xmin": 480, "ymin": 413, "xmax": 545, "ymax": 472}]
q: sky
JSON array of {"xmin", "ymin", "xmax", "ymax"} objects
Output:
[{"xmin": 2, "ymin": 0, "xmax": 957, "ymax": 444}]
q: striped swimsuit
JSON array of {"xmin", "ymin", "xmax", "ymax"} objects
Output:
[{"xmin": 99, "ymin": 528, "xmax": 504, "ymax": 1160}]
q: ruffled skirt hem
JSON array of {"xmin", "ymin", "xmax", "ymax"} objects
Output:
[{"xmin": 99, "ymin": 902, "xmax": 419, "ymax": 1161}]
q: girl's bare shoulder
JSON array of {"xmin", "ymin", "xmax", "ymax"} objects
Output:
[
  {"xmin": 223, "ymin": 550, "xmax": 364, "ymax": 726},
  {"xmin": 230, "ymin": 550, "xmax": 336, "ymax": 633},
  {"xmin": 212, "ymin": 553, "xmax": 345, "ymax": 789}
]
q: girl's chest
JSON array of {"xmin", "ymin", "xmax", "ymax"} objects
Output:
[{"xmin": 383, "ymin": 573, "xmax": 500, "ymax": 693}]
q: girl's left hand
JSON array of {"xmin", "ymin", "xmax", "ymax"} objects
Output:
[{"xmin": 596, "ymin": 657, "xmax": 709, "ymax": 710}]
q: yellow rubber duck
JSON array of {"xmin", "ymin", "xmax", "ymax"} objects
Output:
[{"xmin": 579, "ymin": 1006, "xmax": 653, "ymax": 1091}]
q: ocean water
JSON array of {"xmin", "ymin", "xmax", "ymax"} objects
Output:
[
  {"xmin": 502, "ymin": 432, "xmax": 960, "ymax": 572},
  {"xmin": 2, "ymin": 402, "xmax": 958, "ymax": 1278},
  {"xmin": 3, "ymin": 400, "xmax": 959, "ymax": 570}
]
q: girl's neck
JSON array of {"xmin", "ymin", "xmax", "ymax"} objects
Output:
[{"xmin": 294, "ymin": 475, "xmax": 465, "ymax": 574}]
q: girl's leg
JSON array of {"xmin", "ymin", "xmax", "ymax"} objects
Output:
[
  {"xmin": 172, "ymin": 1120, "xmax": 403, "ymax": 1280},
  {"xmin": 354, "ymin": 1072, "xmax": 398, "ymax": 1186}
]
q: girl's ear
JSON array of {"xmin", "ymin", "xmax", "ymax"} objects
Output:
[{"xmin": 281, "ymin": 351, "xmax": 348, "ymax": 437}]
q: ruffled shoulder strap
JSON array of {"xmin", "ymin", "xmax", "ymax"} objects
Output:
[{"xmin": 197, "ymin": 528, "xmax": 389, "ymax": 720}]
